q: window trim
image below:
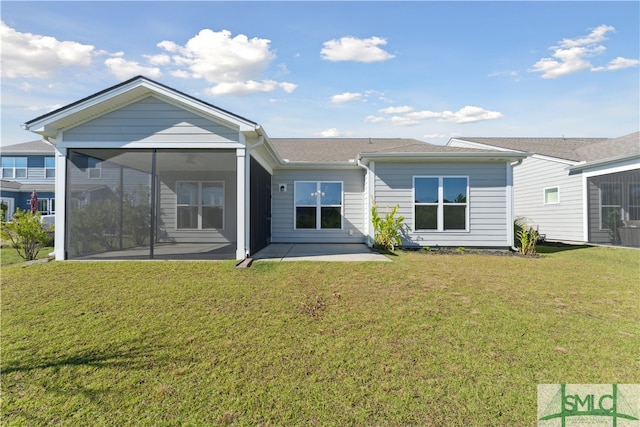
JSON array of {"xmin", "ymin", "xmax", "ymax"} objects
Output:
[
  {"xmin": 1, "ymin": 157, "xmax": 28, "ymax": 179},
  {"xmin": 44, "ymin": 157, "xmax": 55, "ymax": 179},
  {"xmin": 543, "ymin": 186, "xmax": 560, "ymax": 205},
  {"xmin": 175, "ymin": 180, "xmax": 225, "ymax": 230},
  {"xmin": 293, "ymin": 181, "xmax": 343, "ymax": 230},
  {"xmin": 413, "ymin": 176, "xmax": 469, "ymax": 232},
  {"xmin": 87, "ymin": 157, "xmax": 102, "ymax": 179}
]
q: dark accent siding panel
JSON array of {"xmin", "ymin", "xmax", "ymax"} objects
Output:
[{"xmin": 250, "ymin": 157, "xmax": 272, "ymax": 254}]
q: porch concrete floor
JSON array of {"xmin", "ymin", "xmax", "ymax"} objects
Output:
[{"xmin": 251, "ymin": 243, "xmax": 391, "ymax": 262}]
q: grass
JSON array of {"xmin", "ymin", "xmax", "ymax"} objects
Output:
[
  {"xmin": 0, "ymin": 246, "xmax": 54, "ymax": 266},
  {"xmin": 1, "ymin": 245, "xmax": 638, "ymax": 426}
]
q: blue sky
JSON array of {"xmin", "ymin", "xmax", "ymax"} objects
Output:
[{"xmin": 1, "ymin": 1, "xmax": 638, "ymax": 146}]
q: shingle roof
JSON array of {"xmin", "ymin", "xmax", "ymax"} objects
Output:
[
  {"xmin": 0, "ymin": 140, "xmax": 55, "ymax": 154},
  {"xmin": 454, "ymin": 132, "xmax": 639, "ymax": 162},
  {"xmin": 269, "ymin": 138, "xmax": 496, "ymax": 162}
]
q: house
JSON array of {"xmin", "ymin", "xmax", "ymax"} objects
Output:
[
  {"xmin": 448, "ymin": 133, "xmax": 640, "ymax": 247},
  {"xmin": 0, "ymin": 140, "xmax": 56, "ymax": 221},
  {"xmin": 23, "ymin": 76, "xmax": 526, "ymax": 261}
]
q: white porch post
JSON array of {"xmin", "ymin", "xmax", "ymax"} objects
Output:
[
  {"xmin": 506, "ymin": 161, "xmax": 515, "ymax": 248},
  {"xmin": 54, "ymin": 142, "xmax": 67, "ymax": 260},
  {"xmin": 236, "ymin": 148, "xmax": 247, "ymax": 260}
]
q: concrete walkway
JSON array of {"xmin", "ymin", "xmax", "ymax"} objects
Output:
[{"xmin": 251, "ymin": 243, "xmax": 391, "ymax": 262}]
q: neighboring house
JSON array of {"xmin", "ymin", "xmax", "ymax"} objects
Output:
[
  {"xmin": 22, "ymin": 76, "xmax": 526, "ymax": 260},
  {"xmin": 0, "ymin": 140, "xmax": 56, "ymax": 221},
  {"xmin": 448, "ymin": 134, "xmax": 640, "ymax": 247}
]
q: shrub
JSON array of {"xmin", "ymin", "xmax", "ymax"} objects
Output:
[
  {"xmin": 515, "ymin": 218, "xmax": 539, "ymax": 255},
  {"xmin": 371, "ymin": 202, "xmax": 404, "ymax": 251},
  {"xmin": 0, "ymin": 208, "xmax": 52, "ymax": 261}
]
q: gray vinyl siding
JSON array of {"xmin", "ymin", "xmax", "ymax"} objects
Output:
[
  {"xmin": 157, "ymin": 171, "xmax": 236, "ymax": 244},
  {"xmin": 271, "ymin": 168, "xmax": 366, "ymax": 243},
  {"xmin": 512, "ymin": 157, "xmax": 584, "ymax": 242},
  {"xmin": 374, "ymin": 162, "xmax": 510, "ymax": 247},
  {"xmin": 64, "ymin": 96, "xmax": 240, "ymax": 143}
]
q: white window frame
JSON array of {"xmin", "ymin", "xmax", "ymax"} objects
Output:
[
  {"xmin": 413, "ymin": 176, "xmax": 469, "ymax": 232},
  {"xmin": 44, "ymin": 157, "xmax": 55, "ymax": 179},
  {"xmin": 88, "ymin": 157, "xmax": 102, "ymax": 179},
  {"xmin": 293, "ymin": 181, "xmax": 343, "ymax": 230},
  {"xmin": 543, "ymin": 186, "xmax": 560, "ymax": 204},
  {"xmin": 176, "ymin": 181, "xmax": 225, "ymax": 230},
  {"xmin": 1, "ymin": 157, "xmax": 27, "ymax": 179}
]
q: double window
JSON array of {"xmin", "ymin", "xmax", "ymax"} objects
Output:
[
  {"xmin": 295, "ymin": 181, "xmax": 342, "ymax": 229},
  {"xmin": 176, "ymin": 181, "xmax": 224, "ymax": 230},
  {"xmin": 38, "ymin": 198, "xmax": 55, "ymax": 215},
  {"xmin": 1, "ymin": 157, "xmax": 27, "ymax": 179},
  {"xmin": 414, "ymin": 176, "xmax": 468, "ymax": 231}
]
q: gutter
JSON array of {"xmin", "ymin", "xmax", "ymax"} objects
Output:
[{"xmin": 357, "ymin": 151, "xmax": 527, "ymax": 163}]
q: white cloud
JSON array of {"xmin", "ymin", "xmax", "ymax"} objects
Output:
[
  {"xmin": 365, "ymin": 115, "xmax": 386, "ymax": 123},
  {"xmin": 530, "ymin": 25, "xmax": 627, "ymax": 78},
  {"xmin": 155, "ymin": 29, "xmax": 295, "ymax": 95},
  {"xmin": 0, "ymin": 21, "xmax": 95, "ymax": 78},
  {"xmin": 592, "ymin": 56, "xmax": 640, "ymax": 71},
  {"xmin": 488, "ymin": 70, "xmax": 521, "ymax": 82},
  {"xmin": 321, "ymin": 36, "xmax": 395, "ymax": 63},
  {"xmin": 24, "ymin": 103, "xmax": 64, "ymax": 112},
  {"xmin": 423, "ymin": 133, "xmax": 449, "ymax": 139},
  {"xmin": 331, "ymin": 92, "xmax": 362, "ymax": 104},
  {"xmin": 406, "ymin": 106, "xmax": 503, "ymax": 124},
  {"xmin": 144, "ymin": 53, "xmax": 171, "ymax": 66},
  {"xmin": 391, "ymin": 116, "xmax": 420, "ymax": 126},
  {"xmin": 318, "ymin": 128, "xmax": 342, "ymax": 137},
  {"xmin": 206, "ymin": 80, "xmax": 297, "ymax": 96},
  {"xmin": 104, "ymin": 57, "xmax": 162, "ymax": 80},
  {"xmin": 379, "ymin": 105, "xmax": 414, "ymax": 114}
]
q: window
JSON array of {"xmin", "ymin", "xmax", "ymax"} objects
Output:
[
  {"xmin": 176, "ymin": 181, "xmax": 224, "ymax": 229},
  {"xmin": 45, "ymin": 157, "xmax": 55, "ymax": 178},
  {"xmin": 294, "ymin": 181, "xmax": 342, "ymax": 229},
  {"xmin": 414, "ymin": 176, "xmax": 468, "ymax": 231},
  {"xmin": 628, "ymin": 183, "xmax": 640, "ymax": 220},
  {"xmin": 38, "ymin": 199, "xmax": 55, "ymax": 215},
  {"xmin": 600, "ymin": 183, "xmax": 622, "ymax": 230},
  {"xmin": 1, "ymin": 157, "xmax": 27, "ymax": 179},
  {"xmin": 88, "ymin": 157, "xmax": 101, "ymax": 179},
  {"xmin": 544, "ymin": 187, "xmax": 559, "ymax": 204}
]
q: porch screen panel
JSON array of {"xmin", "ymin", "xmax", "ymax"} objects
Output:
[{"xmin": 66, "ymin": 149, "xmax": 152, "ymax": 259}]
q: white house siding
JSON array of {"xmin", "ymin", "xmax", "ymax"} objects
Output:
[
  {"xmin": 63, "ymin": 96, "xmax": 240, "ymax": 143},
  {"xmin": 373, "ymin": 162, "xmax": 510, "ymax": 248},
  {"xmin": 156, "ymin": 170, "xmax": 237, "ymax": 244},
  {"xmin": 271, "ymin": 168, "xmax": 366, "ymax": 243},
  {"xmin": 512, "ymin": 157, "xmax": 584, "ymax": 242}
]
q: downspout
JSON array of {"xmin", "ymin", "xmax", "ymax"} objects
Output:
[
  {"xmin": 508, "ymin": 159, "xmax": 523, "ymax": 252},
  {"xmin": 356, "ymin": 157, "xmax": 373, "ymax": 247}
]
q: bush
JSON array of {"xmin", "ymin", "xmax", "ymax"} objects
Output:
[
  {"xmin": 0, "ymin": 208, "xmax": 53, "ymax": 261},
  {"xmin": 371, "ymin": 203, "xmax": 404, "ymax": 251},
  {"xmin": 514, "ymin": 218, "xmax": 539, "ymax": 255}
]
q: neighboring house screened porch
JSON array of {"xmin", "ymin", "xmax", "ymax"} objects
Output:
[
  {"xmin": 66, "ymin": 149, "xmax": 237, "ymax": 260},
  {"xmin": 587, "ymin": 169, "xmax": 640, "ymax": 247}
]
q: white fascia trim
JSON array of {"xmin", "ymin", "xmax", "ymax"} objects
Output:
[
  {"xmin": 570, "ymin": 154, "xmax": 640, "ymax": 174},
  {"xmin": 447, "ymin": 138, "xmax": 524, "ymax": 152},
  {"xmin": 531, "ymin": 153, "xmax": 578, "ymax": 166},
  {"xmin": 25, "ymin": 79, "xmax": 260, "ymax": 137},
  {"xmin": 358, "ymin": 152, "xmax": 527, "ymax": 162},
  {"xmin": 277, "ymin": 161, "xmax": 360, "ymax": 170},
  {"xmin": 56, "ymin": 141, "xmax": 245, "ymax": 150}
]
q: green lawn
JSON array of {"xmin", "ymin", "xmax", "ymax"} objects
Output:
[{"xmin": 1, "ymin": 246, "xmax": 638, "ymax": 426}]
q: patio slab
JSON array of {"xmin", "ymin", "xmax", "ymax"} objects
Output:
[{"xmin": 251, "ymin": 243, "xmax": 391, "ymax": 262}]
